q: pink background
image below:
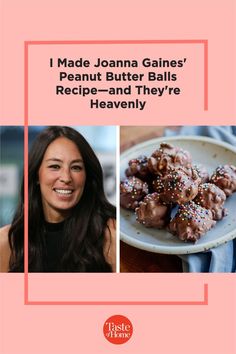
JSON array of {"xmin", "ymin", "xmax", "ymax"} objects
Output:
[
  {"xmin": 1, "ymin": 0, "xmax": 236, "ymax": 125},
  {"xmin": 1, "ymin": 0, "xmax": 236, "ymax": 353},
  {"xmin": 26, "ymin": 41, "xmax": 204, "ymax": 125},
  {"xmin": 0, "ymin": 275, "xmax": 235, "ymax": 354},
  {"xmin": 27, "ymin": 274, "xmax": 207, "ymax": 302}
]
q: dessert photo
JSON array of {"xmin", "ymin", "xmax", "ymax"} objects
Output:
[{"xmin": 120, "ymin": 126, "xmax": 236, "ymax": 273}]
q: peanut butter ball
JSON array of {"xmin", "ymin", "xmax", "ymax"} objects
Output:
[
  {"xmin": 135, "ymin": 193, "xmax": 171, "ymax": 228},
  {"xmin": 160, "ymin": 168, "xmax": 201, "ymax": 205},
  {"xmin": 120, "ymin": 177, "xmax": 149, "ymax": 210},
  {"xmin": 194, "ymin": 183, "xmax": 227, "ymax": 220},
  {"xmin": 210, "ymin": 164, "xmax": 236, "ymax": 196},
  {"xmin": 168, "ymin": 201, "xmax": 216, "ymax": 242},
  {"xmin": 148, "ymin": 143, "xmax": 192, "ymax": 176}
]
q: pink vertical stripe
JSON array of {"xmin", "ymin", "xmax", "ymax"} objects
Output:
[
  {"xmin": 204, "ymin": 40, "xmax": 208, "ymax": 110},
  {"xmin": 24, "ymin": 42, "xmax": 29, "ymax": 304}
]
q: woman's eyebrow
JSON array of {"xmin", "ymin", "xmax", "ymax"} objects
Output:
[
  {"xmin": 46, "ymin": 158, "xmax": 62, "ymax": 162},
  {"xmin": 45, "ymin": 158, "xmax": 84, "ymax": 163}
]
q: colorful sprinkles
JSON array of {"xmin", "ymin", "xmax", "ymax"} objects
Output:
[{"xmin": 121, "ymin": 143, "xmax": 236, "ymax": 243}]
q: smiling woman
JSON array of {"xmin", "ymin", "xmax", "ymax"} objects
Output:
[
  {"xmin": 0, "ymin": 126, "xmax": 116, "ymax": 272},
  {"xmin": 38, "ymin": 137, "xmax": 87, "ymax": 223}
]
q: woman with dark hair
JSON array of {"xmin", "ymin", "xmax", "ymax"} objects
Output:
[{"xmin": 0, "ymin": 126, "xmax": 116, "ymax": 272}]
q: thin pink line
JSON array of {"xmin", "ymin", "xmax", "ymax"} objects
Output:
[
  {"xmin": 204, "ymin": 40, "xmax": 208, "ymax": 110},
  {"xmin": 24, "ymin": 42, "xmax": 29, "ymax": 304},
  {"xmin": 24, "ymin": 39, "xmax": 209, "ymax": 305},
  {"xmin": 25, "ymin": 39, "xmax": 206, "ymax": 45},
  {"xmin": 24, "ymin": 126, "xmax": 29, "ymax": 303},
  {"xmin": 25, "ymin": 284, "xmax": 208, "ymax": 306},
  {"xmin": 24, "ymin": 42, "xmax": 28, "ymax": 127},
  {"xmin": 204, "ymin": 282, "xmax": 208, "ymax": 304}
]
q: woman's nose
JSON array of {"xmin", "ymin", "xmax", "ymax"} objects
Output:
[{"xmin": 59, "ymin": 168, "xmax": 72, "ymax": 183}]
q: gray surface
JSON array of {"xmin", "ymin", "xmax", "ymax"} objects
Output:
[{"xmin": 120, "ymin": 136, "xmax": 236, "ymax": 254}]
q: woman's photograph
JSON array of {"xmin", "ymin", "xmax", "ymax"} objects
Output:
[{"xmin": 0, "ymin": 126, "xmax": 116, "ymax": 272}]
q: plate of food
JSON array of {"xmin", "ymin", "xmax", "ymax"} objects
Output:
[{"xmin": 120, "ymin": 136, "xmax": 236, "ymax": 254}]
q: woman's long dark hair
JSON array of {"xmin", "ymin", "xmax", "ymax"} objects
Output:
[{"xmin": 8, "ymin": 126, "xmax": 116, "ymax": 272}]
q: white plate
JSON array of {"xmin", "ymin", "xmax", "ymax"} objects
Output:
[{"xmin": 120, "ymin": 136, "xmax": 236, "ymax": 254}]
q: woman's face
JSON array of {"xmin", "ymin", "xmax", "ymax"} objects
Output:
[{"xmin": 38, "ymin": 137, "xmax": 86, "ymax": 222}]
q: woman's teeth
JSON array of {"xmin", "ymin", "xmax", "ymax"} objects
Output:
[{"xmin": 54, "ymin": 189, "xmax": 73, "ymax": 195}]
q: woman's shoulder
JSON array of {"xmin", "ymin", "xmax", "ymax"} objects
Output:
[
  {"xmin": 104, "ymin": 218, "xmax": 116, "ymax": 244},
  {"xmin": 106, "ymin": 218, "xmax": 116, "ymax": 231},
  {"xmin": 0, "ymin": 225, "xmax": 11, "ymax": 272},
  {"xmin": 103, "ymin": 218, "xmax": 116, "ymax": 272}
]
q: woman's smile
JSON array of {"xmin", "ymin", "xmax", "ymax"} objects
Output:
[
  {"xmin": 38, "ymin": 137, "xmax": 86, "ymax": 222},
  {"xmin": 53, "ymin": 188, "xmax": 73, "ymax": 196}
]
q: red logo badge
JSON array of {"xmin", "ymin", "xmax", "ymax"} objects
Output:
[{"xmin": 103, "ymin": 315, "xmax": 133, "ymax": 344}]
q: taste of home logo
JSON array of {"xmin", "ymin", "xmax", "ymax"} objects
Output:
[{"xmin": 103, "ymin": 315, "xmax": 133, "ymax": 344}]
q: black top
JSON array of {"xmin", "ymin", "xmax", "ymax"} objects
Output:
[
  {"xmin": 41, "ymin": 220, "xmax": 112, "ymax": 273},
  {"xmin": 43, "ymin": 220, "xmax": 65, "ymax": 272}
]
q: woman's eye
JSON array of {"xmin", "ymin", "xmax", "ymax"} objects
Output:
[
  {"xmin": 71, "ymin": 165, "xmax": 83, "ymax": 171},
  {"xmin": 48, "ymin": 164, "xmax": 60, "ymax": 170}
]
